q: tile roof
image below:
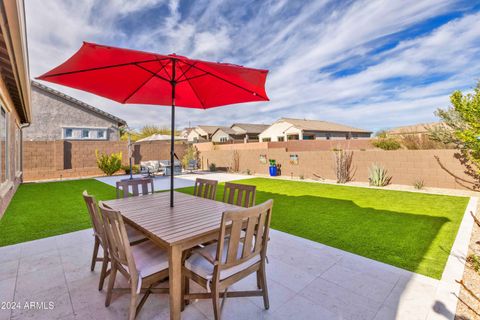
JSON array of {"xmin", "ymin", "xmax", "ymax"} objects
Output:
[
  {"xmin": 278, "ymin": 118, "xmax": 371, "ymax": 133},
  {"xmin": 387, "ymin": 122, "xmax": 446, "ymax": 135},
  {"xmin": 231, "ymin": 123, "xmax": 270, "ymax": 134}
]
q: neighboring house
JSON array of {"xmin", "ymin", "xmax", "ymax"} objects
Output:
[
  {"xmin": 387, "ymin": 122, "xmax": 446, "ymax": 136},
  {"xmin": 23, "ymin": 81, "xmax": 127, "ymax": 141},
  {"xmin": 187, "ymin": 125, "xmax": 220, "ymax": 142},
  {"xmin": 211, "ymin": 123, "xmax": 270, "ymax": 143},
  {"xmin": 180, "ymin": 127, "xmax": 194, "ymax": 139},
  {"xmin": 211, "ymin": 127, "xmax": 242, "ymax": 143},
  {"xmin": 259, "ymin": 118, "xmax": 372, "ymax": 142},
  {"xmin": 0, "ymin": 0, "xmax": 31, "ymax": 216}
]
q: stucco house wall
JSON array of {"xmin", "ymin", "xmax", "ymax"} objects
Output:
[
  {"xmin": 259, "ymin": 121, "xmax": 292, "ymax": 142},
  {"xmin": 211, "ymin": 129, "xmax": 232, "ymax": 143},
  {"xmin": 23, "ymin": 83, "xmax": 126, "ymax": 141}
]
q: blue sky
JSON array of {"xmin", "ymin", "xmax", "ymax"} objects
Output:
[{"xmin": 26, "ymin": 0, "xmax": 480, "ymax": 132}]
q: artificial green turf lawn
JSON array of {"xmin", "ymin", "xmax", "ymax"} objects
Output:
[
  {"xmin": 177, "ymin": 178, "xmax": 469, "ymax": 279},
  {"xmin": 0, "ymin": 179, "xmax": 117, "ymax": 247}
]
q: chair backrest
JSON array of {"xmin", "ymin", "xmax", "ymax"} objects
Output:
[
  {"xmin": 215, "ymin": 199, "xmax": 273, "ymax": 274},
  {"xmin": 193, "ymin": 178, "xmax": 218, "ymax": 200},
  {"xmin": 116, "ymin": 178, "xmax": 154, "ymax": 199},
  {"xmin": 98, "ymin": 202, "xmax": 138, "ymax": 282},
  {"xmin": 222, "ymin": 182, "xmax": 256, "ymax": 208},
  {"xmin": 82, "ymin": 191, "xmax": 105, "ymax": 241}
]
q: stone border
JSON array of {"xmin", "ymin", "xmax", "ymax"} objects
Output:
[{"xmin": 427, "ymin": 196, "xmax": 478, "ymax": 320}]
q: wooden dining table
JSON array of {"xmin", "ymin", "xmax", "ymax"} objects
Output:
[{"xmin": 103, "ymin": 191, "xmax": 241, "ymax": 320}]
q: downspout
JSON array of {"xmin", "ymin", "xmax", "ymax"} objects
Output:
[{"xmin": 19, "ymin": 122, "xmax": 30, "ymax": 181}]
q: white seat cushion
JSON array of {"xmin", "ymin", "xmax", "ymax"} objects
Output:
[
  {"xmin": 126, "ymin": 225, "xmax": 147, "ymax": 243},
  {"xmin": 131, "ymin": 240, "xmax": 169, "ymax": 278},
  {"xmin": 185, "ymin": 240, "xmax": 260, "ymax": 281}
]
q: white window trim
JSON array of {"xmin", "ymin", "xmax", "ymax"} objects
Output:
[{"xmin": 61, "ymin": 126, "xmax": 109, "ymax": 140}]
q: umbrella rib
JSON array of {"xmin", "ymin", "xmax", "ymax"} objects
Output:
[
  {"xmin": 38, "ymin": 57, "xmax": 169, "ymax": 78},
  {"xmin": 175, "ymin": 62, "xmax": 196, "ymax": 82},
  {"xmin": 179, "ymin": 60, "xmax": 268, "ymax": 100},
  {"xmin": 134, "ymin": 63, "xmax": 171, "ymax": 83},
  {"xmin": 177, "ymin": 63, "xmax": 206, "ymax": 109},
  {"xmin": 122, "ymin": 67, "xmax": 163, "ymax": 103}
]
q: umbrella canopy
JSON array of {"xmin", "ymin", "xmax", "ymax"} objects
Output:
[{"xmin": 37, "ymin": 42, "xmax": 269, "ymax": 206}]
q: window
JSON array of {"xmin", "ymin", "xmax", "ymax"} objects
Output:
[
  {"xmin": 65, "ymin": 128, "xmax": 73, "ymax": 138},
  {"xmin": 278, "ymin": 136, "xmax": 285, "ymax": 142},
  {"xmin": 82, "ymin": 129, "xmax": 90, "ymax": 139},
  {"xmin": 0, "ymin": 107, "xmax": 7, "ymax": 183},
  {"xmin": 15, "ymin": 126, "xmax": 20, "ymax": 174},
  {"xmin": 97, "ymin": 130, "xmax": 105, "ymax": 139},
  {"xmin": 220, "ymin": 137, "xmax": 228, "ymax": 143},
  {"xmin": 262, "ymin": 137, "xmax": 271, "ymax": 142},
  {"xmin": 287, "ymin": 134, "xmax": 299, "ymax": 140},
  {"xmin": 303, "ymin": 135, "xmax": 314, "ymax": 140}
]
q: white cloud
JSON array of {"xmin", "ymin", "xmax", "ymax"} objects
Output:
[{"xmin": 26, "ymin": 0, "xmax": 480, "ymax": 132}]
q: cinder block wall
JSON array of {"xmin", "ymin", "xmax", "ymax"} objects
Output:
[
  {"xmin": 197, "ymin": 146, "xmax": 472, "ymax": 190},
  {"xmin": 23, "ymin": 140, "xmax": 188, "ymax": 181}
]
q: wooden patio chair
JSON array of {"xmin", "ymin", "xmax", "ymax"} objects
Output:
[
  {"xmin": 116, "ymin": 178, "xmax": 154, "ymax": 199},
  {"xmin": 82, "ymin": 191, "xmax": 147, "ymax": 291},
  {"xmin": 98, "ymin": 203, "xmax": 169, "ymax": 320},
  {"xmin": 193, "ymin": 178, "xmax": 218, "ymax": 200},
  {"xmin": 222, "ymin": 182, "xmax": 256, "ymax": 208},
  {"xmin": 182, "ymin": 199, "xmax": 274, "ymax": 320}
]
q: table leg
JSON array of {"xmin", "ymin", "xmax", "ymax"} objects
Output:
[{"xmin": 169, "ymin": 245, "xmax": 182, "ymax": 320}]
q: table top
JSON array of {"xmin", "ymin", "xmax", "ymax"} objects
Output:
[{"xmin": 103, "ymin": 192, "xmax": 241, "ymax": 247}]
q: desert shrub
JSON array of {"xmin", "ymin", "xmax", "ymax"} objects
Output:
[
  {"xmin": 368, "ymin": 164, "xmax": 392, "ymax": 187},
  {"xmin": 121, "ymin": 164, "xmax": 139, "ymax": 175},
  {"xmin": 413, "ymin": 179, "xmax": 425, "ymax": 190},
  {"xmin": 96, "ymin": 150, "xmax": 122, "ymax": 176},
  {"xmin": 209, "ymin": 163, "xmax": 217, "ymax": 172},
  {"xmin": 333, "ymin": 149, "xmax": 355, "ymax": 183},
  {"xmin": 467, "ymin": 254, "xmax": 480, "ymax": 273},
  {"xmin": 372, "ymin": 138, "xmax": 401, "ymax": 150},
  {"xmin": 400, "ymin": 134, "xmax": 451, "ymax": 150}
]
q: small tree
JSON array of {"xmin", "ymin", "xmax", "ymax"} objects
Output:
[
  {"xmin": 429, "ymin": 81, "xmax": 480, "ymax": 189},
  {"xmin": 181, "ymin": 145, "xmax": 198, "ymax": 168},
  {"xmin": 95, "ymin": 150, "xmax": 122, "ymax": 176}
]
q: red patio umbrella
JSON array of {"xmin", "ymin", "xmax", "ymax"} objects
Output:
[{"xmin": 37, "ymin": 42, "xmax": 269, "ymax": 207}]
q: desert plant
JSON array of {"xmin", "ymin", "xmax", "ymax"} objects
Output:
[
  {"xmin": 413, "ymin": 179, "xmax": 425, "ymax": 190},
  {"xmin": 299, "ymin": 174, "xmax": 305, "ymax": 180},
  {"xmin": 209, "ymin": 163, "xmax": 217, "ymax": 172},
  {"xmin": 181, "ymin": 145, "xmax": 198, "ymax": 168},
  {"xmin": 372, "ymin": 138, "xmax": 401, "ymax": 150},
  {"xmin": 121, "ymin": 164, "xmax": 139, "ymax": 175},
  {"xmin": 400, "ymin": 134, "xmax": 451, "ymax": 150},
  {"xmin": 333, "ymin": 149, "xmax": 355, "ymax": 183},
  {"xmin": 246, "ymin": 169, "xmax": 251, "ymax": 175},
  {"xmin": 95, "ymin": 150, "xmax": 122, "ymax": 176},
  {"xmin": 368, "ymin": 164, "xmax": 392, "ymax": 187}
]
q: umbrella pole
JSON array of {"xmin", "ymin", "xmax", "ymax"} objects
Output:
[{"xmin": 170, "ymin": 59, "xmax": 176, "ymax": 207}]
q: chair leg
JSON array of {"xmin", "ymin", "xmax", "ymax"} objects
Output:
[
  {"xmin": 181, "ymin": 275, "xmax": 187, "ymax": 311},
  {"xmin": 260, "ymin": 263, "xmax": 269, "ymax": 310},
  {"xmin": 185, "ymin": 276, "xmax": 190, "ymax": 306},
  {"xmin": 128, "ymin": 287, "xmax": 138, "ymax": 320},
  {"xmin": 90, "ymin": 237, "xmax": 100, "ymax": 271},
  {"xmin": 256, "ymin": 270, "xmax": 262, "ymax": 289},
  {"xmin": 98, "ymin": 254, "xmax": 109, "ymax": 291},
  {"xmin": 212, "ymin": 287, "xmax": 221, "ymax": 320},
  {"xmin": 105, "ymin": 263, "xmax": 117, "ymax": 307}
]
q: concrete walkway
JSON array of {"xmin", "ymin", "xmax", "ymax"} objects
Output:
[
  {"xmin": 0, "ymin": 228, "xmax": 453, "ymax": 320},
  {"xmin": 95, "ymin": 172, "xmax": 254, "ymax": 192}
]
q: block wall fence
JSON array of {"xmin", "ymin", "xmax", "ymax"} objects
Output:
[
  {"xmin": 195, "ymin": 142, "xmax": 473, "ymax": 190},
  {"xmin": 23, "ymin": 140, "xmax": 187, "ymax": 181}
]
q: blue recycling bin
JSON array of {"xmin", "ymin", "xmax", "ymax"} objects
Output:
[{"xmin": 269, "ymin": 165, "xmax": 277, "ymax": 177}]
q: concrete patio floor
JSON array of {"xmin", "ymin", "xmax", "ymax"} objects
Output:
[
  {"xmin": 0, "ymin": 228, "xmax": 447, "ymax": 320},
  {"xmin": 95, "ymin": 172, "xmax": 255, "ymax": 192}
]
